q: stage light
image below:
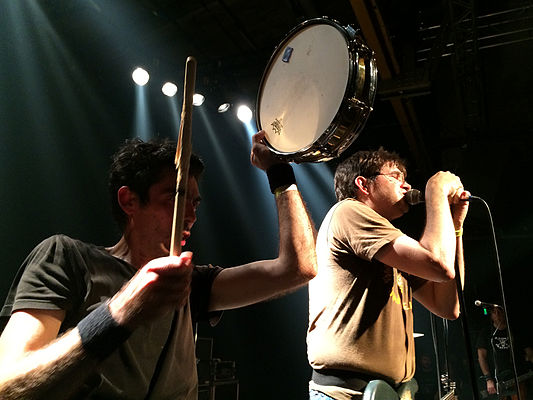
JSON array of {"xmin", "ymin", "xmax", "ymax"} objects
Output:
[
  {"xmin": 162, "ymin": 82, "xmax": 177, "ymax": 97},
  {"xmin": 236, "ymin": 105, "xmax": 252, "ymax": 123},
  {"xmin": 218, "ymin": 103, "xmax": 231, "ymax": 113},
  {"xmin": 132, "ymin": 67, "xmax": 149, "ymax": 86},
  {"xmin": 193, "ymin": 93, "xmax": 205, "ymax": 106}
]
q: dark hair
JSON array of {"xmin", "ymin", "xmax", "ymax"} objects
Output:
[
  {"xmin": 108, "ymin": 138, "xmax": 204, "ymax": 230},
  {"xmin": 334, "ymin": 147, "xmax": 406, "ymax": 201}
]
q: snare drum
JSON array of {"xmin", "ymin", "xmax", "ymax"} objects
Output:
[{"xmin": 256, "ymin": 17, "xmax": 377, "ymax": 162}]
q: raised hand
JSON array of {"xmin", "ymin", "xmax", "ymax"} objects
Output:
[
  {"xmin": 250, "ymin": 130, "xmax": 282, "ymax": 171},
  {"xmin": 425, "ymin": 171, "xmax": 466, "ymax": 204}
]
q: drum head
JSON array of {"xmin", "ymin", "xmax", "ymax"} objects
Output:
[{"xmin": 258, "ymin": 22, "xmax": 350, "ymax": 155}]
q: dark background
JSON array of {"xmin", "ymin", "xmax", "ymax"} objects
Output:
[{"xmin": 1, "ymin": 1, "xmax": 532, "ymax": 399}]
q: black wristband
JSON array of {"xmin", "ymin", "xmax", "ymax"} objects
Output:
[
  {"xmin": 483, "ymin": 374, "xmax": 493, "ymax": 381},
  {"xmin": 266, "ymin": 163, "xmax": 296, "ymax": 194},
  {"xmin": 77, "ymin": 302, "xmax": 131, "ymax": 360}
]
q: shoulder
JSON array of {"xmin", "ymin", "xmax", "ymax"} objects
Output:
[
  {"xmin": 475, "ymin": 325, "xmax": 492, "ymax": 347},
  {"xmin": 33, "ymin": 234, "xmax": 95, "ymax": 253},
  {"xmin": 322, "ymin": 199, "xmax": 359, "ymax": 229},
  {"xmin": 331, "ymin": 199, "xmax": 387, "ymax": 223},
  {"xmin": 23, "ymin": 234, "xmax": 114, "ymax": 281},
  {"xmin": 326, "ymin": 199, "xmax": 396, "ymax": 235}
]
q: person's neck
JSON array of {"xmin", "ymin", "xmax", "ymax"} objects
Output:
[
  {"xmin": 493, "ymin": 321, "xmax": 507, "ymax": 330},
  {"xmin": 106, "ymin": 233, "xmax": 150, "ymax": 270},
  {"xmin": 106, "ymin": 235, "xmax": 133, "ymax": 263},
  {"xmin": 359, "ymin": 197, "xmax": 395, "ymax": 221}
]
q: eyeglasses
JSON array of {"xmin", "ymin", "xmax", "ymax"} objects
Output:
[{"xmin": 371, "ymin": 171, "xmax": 406, "ymax": 185}]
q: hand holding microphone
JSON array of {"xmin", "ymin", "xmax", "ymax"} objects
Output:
[
  {"xmin": 404, "ymin": 186, "xmax": 474, "ymax": 206},
  {"xmin": 406, "ymin": 171, "xmax": 471, "ymax": 205},
  {"xmin": 404, "ymin": 171, "xmax": 472, "ymax": 235}
]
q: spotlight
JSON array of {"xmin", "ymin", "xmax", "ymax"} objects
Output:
[
  {"xmin": 236, "ymin": 105, "xmax": 253, "ymax": 123},
  {"xmin": 193, "ymin": 93, "xmax": 205, "ymax": 106},
  {"xmin": 217, "ymin": 103, "xmax": 231, "ymax": 113},
  {"xmin": 132, "ymin": 67, "xmax": 149, "ymax": 86},
  {"xmin": 162, "ymin": 82, "xmax": 178, "ymax": 97}
]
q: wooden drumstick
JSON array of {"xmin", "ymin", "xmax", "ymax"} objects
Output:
[{"xmin": 170, "ymin": 56, "xmax": 197, "ymax": 256}]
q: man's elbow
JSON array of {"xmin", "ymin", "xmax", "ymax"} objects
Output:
[
  {"xmin": 294, "ymin": 258, "xmax": 318, "ymax": 282},
  {"xmin": 447, "ymin": 308, "xmax": 461, "ymax": 320},
  {"xmin": 432, "ymin": 258, "xmax": 455, "ymax": 282},
  {"xmin": 281, "ymin": 255, "xmax": 317, "ymax": 285},
  {"xmin": 441, "ymin": 267, "xmax": 455, "ymax": 282},
  {"xmin": 302, "ymin": 262, "xmax": 318, "ymax": 281},
  {"xmin": 439, "ymin": 305, "xmax": 460, "ymax": 320}
]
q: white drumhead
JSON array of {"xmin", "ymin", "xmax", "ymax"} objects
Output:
[{"xmin": 259, "ymin": 23, "xmax": 350, "ymax": 153}]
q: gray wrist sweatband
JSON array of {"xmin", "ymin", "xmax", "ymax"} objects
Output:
[{"xmin": 77, "ymin": 302, "xmax": 131, "ymax": 359}]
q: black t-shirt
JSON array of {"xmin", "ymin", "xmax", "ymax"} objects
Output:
[
  {"xmin": 0, "ymin": 234, "xmax": 223, "ymax": 399},
  {"xmin": 1, "ymin": 235, "xmax": 221, "ymax": 328},
  {"xmin": 476, "ymin": 325, "xmax": 529, "ymax": 380}
]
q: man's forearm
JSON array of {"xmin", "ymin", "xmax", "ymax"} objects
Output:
[
  {"xmin": 423, "ymin": 233, "xmax": 465, "ymax": 319},
  {"xmin": 478, "ymin": 350, "xmax": 492, "ymax": 376},
  {"xmin": 0, "ymin": 328, "xmax": 98, "ymax": 400},
  {"xmin": 419, "ymin": 194, "xmax": 457, "ymax": 276},
  {"xmin": 276, "ymin": 187, "xmax": 317, "ymax": 283}
]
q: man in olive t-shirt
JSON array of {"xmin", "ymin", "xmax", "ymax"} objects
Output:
[{"xmin": 308, "ymin": 148, "xmax": 470, "ymax": 399}]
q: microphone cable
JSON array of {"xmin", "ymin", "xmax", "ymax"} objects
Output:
[
  {"xmin": 472, "ymin": 196, "xmax": 522, "ymax": 400},
  {"xmin": 430, "ymin": 313, "xmax": 443, "ymax": 400}
]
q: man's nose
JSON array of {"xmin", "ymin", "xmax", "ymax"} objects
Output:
[
  {"xmin": 185, "ymin": 201, "xmax": 197, "ymax": 226},
  {"xmin": 402, "ymin": 181, "xmax": 412, "ymax": 190}
]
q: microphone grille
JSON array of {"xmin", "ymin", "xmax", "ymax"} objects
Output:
[{"xmin": 405, "ymin": 189, "xmax": 423, "ymax": 205}]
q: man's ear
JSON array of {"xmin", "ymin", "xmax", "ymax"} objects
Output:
[
  {"xmin": 354, "ymin": 176, "xmax": 370, "ymax": 196},
  {"xmin": 117, "ymin": 186, "xmax": 139, "ymax": 216}
]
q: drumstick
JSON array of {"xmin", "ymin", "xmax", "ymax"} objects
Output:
[{"xmin": 170, "ymin": 56, "xmax": 197, "ymax": 257}]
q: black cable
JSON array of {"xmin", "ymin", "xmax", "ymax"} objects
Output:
[
  {"xmin": 430, "ymin": 313, "xmax": 443, "ymax": 399},
  {"xmin": 474, "ymin": 196, "xmax": 522, "ymax": 400},
  {"xmin": 454, "ymin": 258, "xmax": 480, "ymax": 400},
  {"xmin": 450, "ymin": 194, "xmax": 487, "ymax": 400},
  {"xmin": 442, "ymin": 319, "xmax": 451, "ymax": 393}
]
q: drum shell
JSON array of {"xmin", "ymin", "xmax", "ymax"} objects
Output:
[{"xmin": 256, "ymin": 17, "xmax": 377, "ymax": 163}]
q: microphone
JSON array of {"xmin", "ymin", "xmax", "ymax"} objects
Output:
[
  {"xmin": 404, "ymin": 189, "xmax": 424, "ymax": 205},
  {"xmin": 404, "ymin": 189, "xmax": 473, "ymax": 205},
  {"xmin": 474, "ymin": 300, "xmax": 501, "ymax": 309}
]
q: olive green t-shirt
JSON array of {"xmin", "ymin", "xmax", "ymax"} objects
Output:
[{"xmin": 308, "ymin": 199, "xmax": 425, "ymax": 391}]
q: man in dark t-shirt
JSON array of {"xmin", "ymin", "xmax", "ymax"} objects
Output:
[
  {"xmin": 477, "ymin": 306, "xmax": 533, "ymax": 400},
  {"xmin": 0, "ymin": 131, "xmax": 317, "ymax": 399}
]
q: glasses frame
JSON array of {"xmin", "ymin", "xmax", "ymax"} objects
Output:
[{"xmin": 369, "ymin": 171, "xmax": 407, "ymax": 185}]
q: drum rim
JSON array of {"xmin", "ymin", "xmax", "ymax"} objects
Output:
[
  {"xmin": 256, "ymin": 16, "xmax": 377, "ymax": 162},
  {"xmin": 255, "ymin": 17, "xmax": 353, "ymax": 153}
]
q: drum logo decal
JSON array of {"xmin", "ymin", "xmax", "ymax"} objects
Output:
[
  {"xmin": 271, "ymin": 118, "xmax": 283, "ymax": 135},
  {"xmin": 282, "ymin": 47, "xmax": 293, "ymax": 63}
]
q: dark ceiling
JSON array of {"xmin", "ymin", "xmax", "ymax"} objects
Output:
[
  {"xmin": 32, "ymin": 0, "xmax": 533, "ymax": 233},
  {"xmin": 1, "ymin": 1, "xmax": 533, "ymax": 398}
]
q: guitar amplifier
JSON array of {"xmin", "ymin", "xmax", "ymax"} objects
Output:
[
  {"xmin": 198, "ymin": 379, "xmax": 239, "ymax": 400},
  {"xmin": 196, "ymin": 337, "xmax": 239, "ymax": 399},
  {"xmin": 213, "ymin": 360, "xmax": 236, "ymax": 381},
  {"xmin": 197, "ymin": 359, "xmax": 237, "ymax": 383}
]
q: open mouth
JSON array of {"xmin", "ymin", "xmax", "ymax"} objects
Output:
[
  {"xmin": 159, "ymin": 230, "xmax": 191, "ymax": 255},
  {"xmin": 181, "ymin": 230, "xmax": 191, "ymax": 246}
]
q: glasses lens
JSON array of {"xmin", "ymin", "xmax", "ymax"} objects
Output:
[{"xmin": 393, "ymin": 172, "xmax": 405, "ymax": 183}]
